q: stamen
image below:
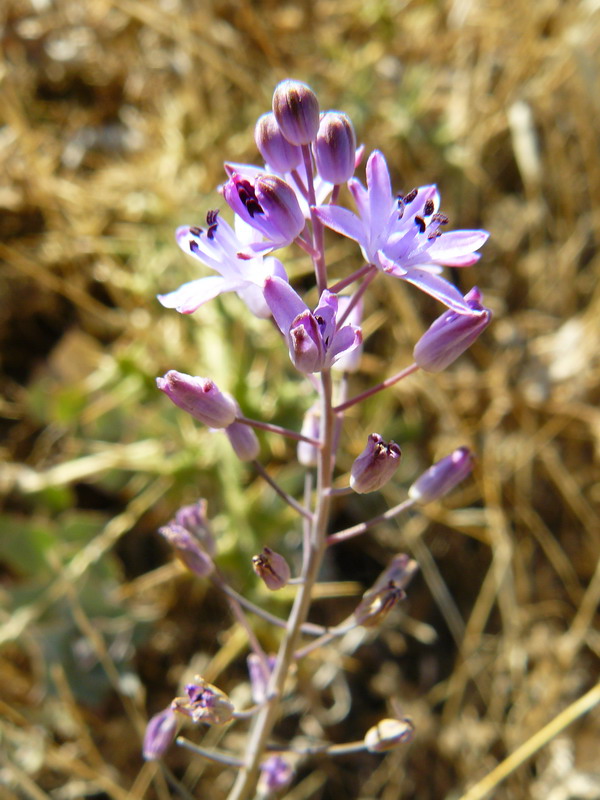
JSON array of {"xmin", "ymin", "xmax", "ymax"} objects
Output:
[
  {"xmin": 403, "ymin": 188, "xmax": 418, "ymax": 204},
  {"xmin": 431, "ymin": 213, "xmax": 448, "ymax": 225},
  {"xmin": 189, "ymin": 226, "xmax": 203, "ymax": 236},
  {"xmin": 414, "ymin": 216, "xmax": 426, "ymax": 233},
  {"xmin": 423, "ymin": 198, "xmax": 434, "ymax": 216},
  {"xmin": 236, "ymin": 179, "xmax": 264, "ymax": 218},
  {"xmin": 189, "ymin": 240, "xmax": 200, "ymax": 254}
]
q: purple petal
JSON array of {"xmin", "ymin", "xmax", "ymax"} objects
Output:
[
  {"xmin": 328, "ymin": 325, "xmax": 363, "ymax": 365},
  {"xmin": 313, "ymin": 205, "xmax": 365, "ymax": 245},
  {"xmin": 366, "ymin": 151, "xmax": 393, "ymax": 225},
  {"xmin": 263, "ymin": 275, "xmax": 308, "ymax": 333},
  {"xmin": 158, "ymin": 276, "xmax": 234, "ymax": 314},
  {"xmin": 399, "ymin": 269, "xmax": 482, "ymax": 315},
  {"xmin": 427, "ymin": 230, "xmax": 489, "ymax": 261}
]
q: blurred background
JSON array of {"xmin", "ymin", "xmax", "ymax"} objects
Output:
[{"xmin": 1, "ymin": 0, "xmax": 599, "ymax": 798}]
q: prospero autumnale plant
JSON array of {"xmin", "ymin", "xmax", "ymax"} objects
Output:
[{"xmin": 146, "ymin": 79, "xmax": 491, "ymax": 799}]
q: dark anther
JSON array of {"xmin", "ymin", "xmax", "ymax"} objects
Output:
[
  {"xmin": 404, "ymin": 188, "xmax": 418, "ymax": 204},
  {"xmin": 423, "ymin": 198, "xmax": 434, "ymax": 216},
  {"xmin": 236, "ymin": 179, "xmax": 263, "ymax": 218},
  {"xmin": 396, "ymin": 195, "xmax": 405, "ymax": 219},
  {"xmin": 427, "ymin": 230, "xmax": 443, "ymax": 240},
  {"xmin": 205, "ymin": 210, "xmax": 220, "ymax": 239},
  {"xmin": 189, "ymin": 226, "xmax": 203, "ymax": 236},
  {"xmin": 189, "ymin": 240, "xmax": 200, "ymax": 254},
  {"xmin": 414, "ymin": 216, "xmax": 426, "ymax": 233},
  {"xmin": 431, "ymin": 213, "xmax": 448, "ymax": 225}
]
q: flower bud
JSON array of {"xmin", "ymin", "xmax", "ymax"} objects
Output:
[
  {"xmin": 171, "ymin": 675, "xmax": 234, "ymax": 725},
  {"xmin": 297, "ymin": 403, "xmax": 320, "ymax": 466},
  {"xmin": 364, "ymin": 717, "xmax": 414, "ymax": 753},
  {"xmin": 158, "ymin": 523, "xmax": 214, "ymax": 578},
  {"xmin": 258, "ymin": 755, "xmax": 294, "ymax": 796},
  {"xmin": 157, "ymin": 371, "xmax": 237, "ymax": 428},
  {"xmin": 314, "ymin": 111, "xmax": 357, "ymax": 184},
  {"xmin": 252, "ymin": 546, "xmax": 291, "ymax": 591},
  {"xmin": 247, "ymin": 653, "xmax": 276, "ymax": 704},
  {"xmin": 413, "ymin": 287, "xmax": 492, "ymax": 372},
  {"xmin": 350, "ymin": 433, "xmax": 402, "ymax": 494},
  {"xmin": 272, "ymin": 79, "xmax": 320, "ymax": 145},
  {"xmin": 174, "ymin": 499, "xmax": 215, "ymax": 557},
  {"xmin": 255, "ymin": 112, "xmax": 302, "ymax": 173},
  {"xmin": 225, "ymin": 420, "xmax": 260, "ymax": 461},
  {"xmin": 143, "ymin": 707, "xmax": 178, "ymax": 761},
  {"xmin": 408, "ymin": 446, "xmax": 474, "ymax": 504}
]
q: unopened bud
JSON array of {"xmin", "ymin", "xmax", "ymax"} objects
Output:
[
  {"xmin": 225, "ymin": 420, "xmax": 260, "ymax": 461},
  {"xmin": 247, "ymin": 653, "xmax": 276, "ymax": 704},
  {"xmin": 252, "ymin": 546, "xmax": 291, "ymax": 591},
  {"xmin": 413, "ymin": 287, "xmax": 492, "ymax": 372},
  {"xmin": 171, "ymin": 675, "xmax": 234, "ymax": 725},
  {"xmin": 143, "ymin": 707, "xmax": 178, "ymax": 760},
  {"xmin": 408, "ymin": 447, "xmax": 474, "ymax": 504},
  {"xmin": 314, "ymin": 111, "xmax": 357, "ymax": 184},
  {"xmin": 272, "ymin": 79, "xmax": 320, "ymax": 145},
  {"xmin": 174, "ymin": 499, "xmax": 215, "ymax": 556},
  {"xmin": 258, "ymin": 755, "xmax": 294, "ymax": 796},
  {"xmin": 159, "ymin": 523, "xmax": 214, "ymax": 578},
  {"xmin": 255, "ymin": 112, "xmax": 302, "ymax": 173},
  {"xmin": 350, "ymin": 433, "xmax": 401, "ymax": 494},
  {"xmin": 297, "ymin": 403, "xmax": 320, "ymax": 466},
  {"xmin": 157, "ymin": 371, "xmax": 237, "ymax": 428},
  {"xmin": 364, "ymin": 717, "xmax": 414, "ymax": 752}
]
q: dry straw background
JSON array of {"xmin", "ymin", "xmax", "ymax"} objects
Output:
[{"xmin": 1, "ymin": 0, "xmax": 600, "ymax": 798}]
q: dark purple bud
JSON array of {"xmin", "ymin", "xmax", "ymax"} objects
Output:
[
  {"xmin": 288, "ymin": 310, "xmax": 324, "ymax": 373},
  {"xmin": 159, "ymin": 523, "xmax": 214, "ymax": 578},
  {"xmin": 413, "ymin": 287, "xmax": 492, "ymax": 372},
  {"xmin": 252, "ymin": 546, "xmax": 291, "ymax": 591},
  {"xmin": 255, "ymin": 112, "xmax": 302, "ymax": 173},
  {"xmin": 156, "ymin": 371, "xmax": 237, "ymax": 428},
  {"xmin": 225, "ymin": 420, "xmax": 260, "ymax": 461},
  {"xmin": 247, "ymin": 653, "xmax": 276, "ymax": 704},
  {"xmin": 143, "ymin": 707, "xmax": 178, "ymax": 760},
  {"xmin": 364, "ymin": 718, "xmax": 414, "ymax": 752},
  {"xmin": 408, "ymin": 446, "xmax": 474, "ymax": 504},
  {"xmin": 272, "ymin": 79, "xmax": 320, "ymax": 145},
  {"xmin": 174, "ymin": 499, "xmax": 215, "ymax": 557},
  {"xmin": 258, "ymin": 755, "xmax": 294, "ymax": 795},
  {"xmin": 256, "ymin": 174, "xmax": 305, "ymax": 239},
  {"xmin": 171, "ymin": 675, "xmax": 234, "ymax": 725},
  {"xmin": 354, "ymin": 554, "xmax": 418, "ymax": 627},
  {"xmin": 350, "ymin": 433, "xmax": 402, "ymax": 494},
  {"xmin": 314, "ymin": 111, "xmax": 357, "ymax": 184},
  {"xmin": 297, "ymin": 403, "xmax": 320, "ymax": 466}
]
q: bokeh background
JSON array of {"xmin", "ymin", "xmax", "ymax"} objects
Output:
[{"xmin": 1, "ymin": 0, "xmax": 599, "ymax": 798}]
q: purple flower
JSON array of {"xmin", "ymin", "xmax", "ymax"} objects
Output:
[
  {"xmin": 171, "ymin": 675, "xmax": 235, "ymax": 726},
  {"xmin": 313, "ymin": 150, "xmax": 489, "ymax": 313},
  {"xmin": 313, "ymin": 111, "xmax": 357, "ymax": 185},
  {"xmin": 258, "ymin": 755, "xmax": 294, "ymax": 795},
  {"xmin": 158, "ymin": 523, "xmax": 214, "ymax": 578},
  {"xmin": 413, "ymin": 286, "xmax": 492, "ymax": 372},
  {"xmin": 263, "ymin": 276, "xmax": 362, "ymax": 373},
  {"xmin": 158, "ymin": 211, "xmax": 287, "ymax": 318},
  {"xmin": 252, "ymin": 546, "xmax": 291, "ymax": 590},
  {"xmin": 272, "ymin": 79, "xmax": 320, "ymax": 145},
  {"xmin": 255, "ymin": 112, "xmax": 303, "ymax": 174},
  {"xmin": 222, "ymin": 167, "xmax": 305, "ymax": 254}
]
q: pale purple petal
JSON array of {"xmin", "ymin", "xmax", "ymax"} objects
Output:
[
  {"xmin": 348, "ymin": 177, "xmax": 370, "ymax": 221},
  {"xmin": 427, "ymin": 230, "xmax": 489, "ymax": 260},
  {"xmin": 312, "ymin": 205, "xmax": 365, "ymax": 246},
  {"xmin": 366, "ymin": 151, "xmax": 393, "ymax": 224},
  {"xmin": 263, "ymin": 275, "xmax": 308, "ymax": 333},
  {"xmin": 398, "ymin": 269, "xmax": 481, "ymax": 315},
  {"xmin": 432, "ymin": 252, "xmax": 482, "ymax": 267},
  {"xmin": 328, "ymin": 325, "xmax": 363, "ymax": 365},
  {"xmin": 158, "ymin": 276, "xmax": 235, "ymax": 314}
]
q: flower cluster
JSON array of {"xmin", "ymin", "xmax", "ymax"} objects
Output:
[{"xmin": 147, "ymin": 79, "xmax": 491, "ymax": 799}]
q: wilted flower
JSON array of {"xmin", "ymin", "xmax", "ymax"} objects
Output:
[
  {"xmin": 222, "ymin": 168, "xmax": 305, "ymax": 254},
  {"xmin": 264, "ymin": 276, "xmax": 362, "ymax": 373},
  {"xmin": 272, "ymin": 79, "xmax": 320, "ymax": 145},
  {"xmin": 350, "ymin": 433, "xmax": 401, "ymax": 494},
  {"xmin": 354, "ymin": 554, "xmax": 419, "ymax": 627},
  {"xmin": 142, "ymin": 707, "xmax": 178, "ymax": 761},
  {"xmin": 159, "ymin": 211, "xmax": 287, "ymax": 318},
  {"xmin": 172, "ymin": 676, "xmax": 234, "ymax": 726},
  {"xmin": 252, "ymin": 547, "xmax": 291, "ymax": 591},
  {"xmin": 314, "ymin": 150, "xmax": 488, "ymax": 313},
  {"xmin": 297, "ymin": 403, "xmax": 321, "ymax": 466},
  {"xmin": 174, "ymin": 499, "xmax": 215, "ymax": 557},
  {"xmin": 158, "ymin": 523, "xmax": 214, "ymax": 578},
  {"xmin": 364, "ymin": 717, "xmax": 414, "ymax": 752},
  {"xmin": 408, "ymin": 447, "xmax": 474, "ymax": 504},
  {"xmin": 247, "ymin": 653, "xmax": 276, "ymax": 704},
  {"xmin": 413, "ymin": 287, "xmax": 492, "ymax": 372},
  {"xmin": 156, "ymin": 371, "xmax": 237, "ymax": 428}
]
